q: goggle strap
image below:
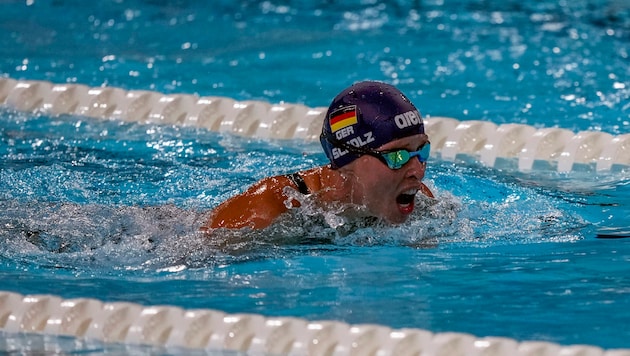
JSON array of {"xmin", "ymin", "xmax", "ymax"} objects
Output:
[{"xmin": 322, "ymin": 132, "xmax": 430, "ymax": 169}]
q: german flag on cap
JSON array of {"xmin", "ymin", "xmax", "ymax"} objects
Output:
[{"xmin": 329, "ymin": 106, "xmax": 358, "ymax": 133}]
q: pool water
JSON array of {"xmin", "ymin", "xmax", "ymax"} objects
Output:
[{"xmin": 1, "ymin": 0, "xmax": 630, "ymax": 353}]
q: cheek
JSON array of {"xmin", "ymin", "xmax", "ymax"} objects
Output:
[
  {"xmin": 359, "ymin": 168, "xmax": 398, "ymax": 198},
  {"xmin": 352, "ymin": 158, "xmax": 402, "ymax": 200}
]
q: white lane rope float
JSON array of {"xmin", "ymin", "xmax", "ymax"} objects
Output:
[
  {"xmin": 1, "ymin": 77, "xmax": 630, "ymax": 355},
  {"xmin": 1, "ymin": 77, "xmax": 629, "ymax": 173},
  {"xmin": 1, "ymin": 291, "xmax": 629, "ymax": 355}
]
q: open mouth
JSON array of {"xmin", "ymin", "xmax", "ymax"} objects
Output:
[{"xmin": 396, "ymin": 189, "xmax": 417, "ymax": 214}]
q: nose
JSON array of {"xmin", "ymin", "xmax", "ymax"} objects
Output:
[{"xmin": 404, "ymin": 157, "xmax": 426, "ymax": 181}]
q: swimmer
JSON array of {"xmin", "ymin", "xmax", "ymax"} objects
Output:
[{"xmin": 201, "ymin": 81, "xmax": 434, "ymax": 230}]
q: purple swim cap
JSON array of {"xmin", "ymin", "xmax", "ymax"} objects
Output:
[{"xmin": 320, "ymin": 81, "xmax": 424, "ymax": 168}]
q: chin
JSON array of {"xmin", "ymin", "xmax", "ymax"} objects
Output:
[{"xmin": 384, "ymin": 214, "xmax": 409, "ymax": 225}]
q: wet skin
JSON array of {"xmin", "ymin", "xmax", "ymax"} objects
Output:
[
  {"xmin": 202, "ymin": 133, "xmax": 432, "ymax": 230},
  {"xmin": 340, "ymin": 133, "xmax": 430, "ymax": 224}
]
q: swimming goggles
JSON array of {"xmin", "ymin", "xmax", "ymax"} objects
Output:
[{"xmin": 321, "ymin": 132, "xmax": 431, "ymax": 170}]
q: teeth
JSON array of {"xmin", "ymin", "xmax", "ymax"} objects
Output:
[{"xmin": 403, "ymin": 189, "xmax": 418, "ymax": 195}]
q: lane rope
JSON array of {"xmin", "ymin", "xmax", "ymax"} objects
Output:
[
  {"xmin": 1, "ymin": 77, "xmax": 629, "ymax": 172},
  {"xmin": 0, "ymin": 291, "xmax": 626, "ymax": 355}
]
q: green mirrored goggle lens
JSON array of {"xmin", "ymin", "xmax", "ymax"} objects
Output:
[{"xmin": 380, "ymin": 143, "xmax": 431, "ymax": 169}]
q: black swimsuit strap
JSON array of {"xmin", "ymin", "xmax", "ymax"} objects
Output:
[{"xmin": 285, "ymin": 172, "xmax": 310, "ymax": 195}]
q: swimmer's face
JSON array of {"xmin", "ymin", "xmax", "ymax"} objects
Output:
[{"xmin": 344, "ymin": 133, "xmax": 429, "ymax": 224}]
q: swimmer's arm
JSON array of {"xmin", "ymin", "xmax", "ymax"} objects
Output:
[{"xmin": 201, "ymin": 176, "xmax": 295, "ymax": 230}]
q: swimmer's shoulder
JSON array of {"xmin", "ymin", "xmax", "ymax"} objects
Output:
[
  {"xmin": 202, "ymin": 168, "xmax": 322, "ymax": 230},
  {"xmin": 285, "ymin": 166, "xmax": 325, "ymax": 194},
  {"xmin": 203, "ymin": 176, "xmax": 290, "ymax": 230}
]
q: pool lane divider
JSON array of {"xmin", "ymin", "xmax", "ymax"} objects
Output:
[
  {"xmin": 1, "ymin": 291, "xmax": 628, "ymax": 355},
  {"xmin": 1, "ymin": 77, "xmax": 629, "ymax": 173}
]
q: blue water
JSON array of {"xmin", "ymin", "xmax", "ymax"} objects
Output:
[{"xmin": 1, "ymin": 0, "xmax": 630, "ymax": 353}]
